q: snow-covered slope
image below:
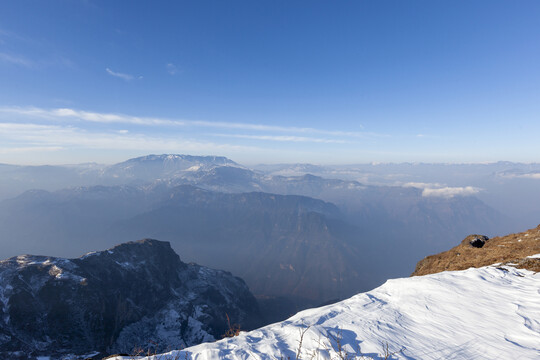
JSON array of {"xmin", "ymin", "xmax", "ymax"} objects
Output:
[{"xmin": 116, "ymin": 263, "xmax": 540, "ymax": 360}]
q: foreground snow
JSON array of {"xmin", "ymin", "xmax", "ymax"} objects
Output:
[{"xmin": 113, "ymin": 264, "xmax": 540, "ymax": 360}]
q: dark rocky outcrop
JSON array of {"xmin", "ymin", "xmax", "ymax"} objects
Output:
[
  {"xmin": 464, "ymin": 235, "xmax": 490, "ymax": 248},
  {"xmin": 0, "ymin": 239, "xmax": 262, "ymax": 359},
  {"xmin": 412, "ymin": 225, "xmax": 540, "ymax": 276}
]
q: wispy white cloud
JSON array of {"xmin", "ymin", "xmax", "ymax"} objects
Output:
[
  {"xmin": 0, "ymin": 106, "xmax": 374, "ymax": 139},
  {"xmin": 212, "ymin": 133, "xmax": 347, "ymax": 144},
  {"xmin": 422, "ymin": 186, "xmax": 480, "ymax": 198},
  {"xmin": 166, "ymin": 63, "xmax": 178, "ymax": 75},
  {"xmin": 194, "ymin": 120, "xmax": 367, "ymax": 137},
  {"xmin": 0, "ymin": 146, "xmax": 64, "ymax": 154},
  {"xmin": 0, "ymin": 28, "xmax": 38, "ymax": 44},
  {"xmin": 497, "ymin": 172, "xmax": 540, "ymax": 180},
  {"xmin": 518, "ymin": 173, "xmax": 540, "ymax": 179},
  {"xmin": 0, "ymin": 52, "xmax": 74, "ymax": 69},
  {"xmin": 0, "ymin": 122, "xmax": 63, "ymax": 132},
  {"xmin": 0, "ymin": 52, "xmax": 34, "ymax": 67},
  {"xmin": 0, "ymin": 107, "xmax": 179, "ymax": 126},
  {"xmin": 415, "ymin": 134, "xmax": 437, "ymax": 139},
  {"xmin": 0, "ymin": 28, "xmax": 74, "ymax": 69},
  {"xmin": 0, "ymin": 122, "xmax": 258, "ymax": 154},
  {"xmin": 403, "ymin": 182, "xmax": 444, "ymax": 189},
  {"xmin": 402, "ymin": 182, "xmax": 480, "ymax": 198},
  {"xmin": 52, "ymin": 108, "xmax": 165, "ymax": 124},
  {"xmin": 106, "ymin": 68, "xmax": 138, "ymax": 81}
]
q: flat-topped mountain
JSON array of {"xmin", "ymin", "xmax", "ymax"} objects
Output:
[
  {"xmin": 0, "ymin": 154, "xmax": 241, "ymax": 200},
  {"xmin": 101, "ymin": 154, "xmax": 241, "ymax": 182},
  {"xmin": 0, "ymin": 239, "xmax": 261, "ymax": 359}
]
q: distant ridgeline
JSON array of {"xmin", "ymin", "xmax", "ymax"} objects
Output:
[
  {"xmin": 0, "ymin": 154, "xmax": 536, "ymax": 359},
  {"xmin": 0, "ymin": 155, "xmax": 513, "ymax": 312}
]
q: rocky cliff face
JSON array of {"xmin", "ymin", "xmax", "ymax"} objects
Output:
[{"xmin": 0, "ymin": 239, "xmax": 261, "ymax": 359}]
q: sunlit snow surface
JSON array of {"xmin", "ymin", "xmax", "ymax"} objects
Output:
[{"xmin": 112, "ymin": 264, "xmax": 540, "ymax": 360}]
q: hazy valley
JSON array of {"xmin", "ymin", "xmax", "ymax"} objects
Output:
[
  {"xmin": 0, "ymin": 155, "xmax": 525, "ymax": 299},
  {"xmin": 0, "ymin": 154, "xmax": 539, "ymax": 358}
]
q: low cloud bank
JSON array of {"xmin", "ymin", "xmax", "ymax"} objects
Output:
[
  {"xmin": 422, "ymin": 186, "xmax": 480, "ymax": 198},
  {"xmin": 500, "ymin": 173, "xmax": 540, "ymax": 180},
  {"xmin": 403, "ymin": 182, "xmax": 480, "ymax": 198}
]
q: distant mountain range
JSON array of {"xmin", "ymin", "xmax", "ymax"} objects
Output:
[
  {"xmin": 0, "ymin": 154, "xmax": 528, "ymax": 320},
  {"xmin": 101, "ymin": 154, "xmax": 241, "ymax": 183},
  {"xmin": 0, "ymin": 154, "xmax": 242, "ymax": 200},
  {"xmin": 0, "ymin": 155, "xmax": 538, "ymax": 359}
]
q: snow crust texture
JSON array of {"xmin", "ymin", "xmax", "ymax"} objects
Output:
[{"xmin": 124, "ymin": 265, "xmax": 540, "ymax": 360}]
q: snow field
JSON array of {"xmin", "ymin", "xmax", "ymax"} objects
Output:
[{"xmin": 111, "ymin": 263, "xmax": 540, "ymax": 360}]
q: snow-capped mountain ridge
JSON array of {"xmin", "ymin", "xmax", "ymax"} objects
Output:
[
  {"xmin": 114, "ymin": 154, "xmax": 239, "ymax": 169},
  {"xmin": 100, "ymin": 154, "xmax": 242, "ymax": 183}
]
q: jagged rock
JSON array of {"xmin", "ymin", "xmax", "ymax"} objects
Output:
[
  {"xmin": 463, "ymin": 234, "xmax": 490, "ymax": 248},
  {"xmin": 0, "ymin": 239, "xmax": 262, "ymax": 359}
]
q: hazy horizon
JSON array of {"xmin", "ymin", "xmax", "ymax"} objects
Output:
[{"xmin": 2, "ymin": 152, "xmax": 540, "ymax": 167}]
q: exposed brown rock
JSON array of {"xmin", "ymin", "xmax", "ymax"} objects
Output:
[{"xmin": 412, "ymin": 224, "xmax": 540, "ymax": 276}]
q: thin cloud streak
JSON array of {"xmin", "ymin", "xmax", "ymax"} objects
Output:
[
  {"xmin": 0, "ymin": 146, "xmax": 64, "ymax": 154},
  {"xmin": 0, "ymin": 52, "xmax": 34, "ymax": 67},
  {"xmin": 401, "ymin": 181, "xmax": 481, "ymax": 198},
  {"xmin": 0, "ymin": 29, "xmax": 74, "ymax": 69},
  {"xmin": 194, "ymin": 120, "xmax": 367, "ymax": 137},
  {"xmin": 0, "ymin": 28, "xmax": 40, "ymax": 46},
  {"xmin": 0, "ymin": 106, "xmax": 374, "ymax": 139},
  {"xmin": 212, "ymin": 133, "xmax": 348, "ymax": 144},
  {"xmin": 166, "ymin": 63, "xmax": 178, "ymax": 75},
  {"xmin": 0, "ymin": 122, "xmax": 259, "ymax": 153},
  {"xmin": 402, "ymin": 182, "xmax": 444, "ymax": 189},
  {"xmin": 105, "ymin": 68, "xmax": 135, "ymax": 81},
  {"xmin": 0, "ymin": 52, "xmax": 74, "ymax": 69},
  {"xmin": 0, "ymin": 107, "xmax": 181, "ymax": 126},
  {"xmin": 422, "ymin": 186, "xmax": 480, "ymax": 198}
]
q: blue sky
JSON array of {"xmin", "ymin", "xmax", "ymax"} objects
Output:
[{"xmin": 0, "ymin": 1, "xmax": 539, "ymax": 165}]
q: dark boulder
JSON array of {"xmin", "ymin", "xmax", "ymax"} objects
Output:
[{"xmin": 462, "ymin": 234, "xmax": 490, "ymax": 248}]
